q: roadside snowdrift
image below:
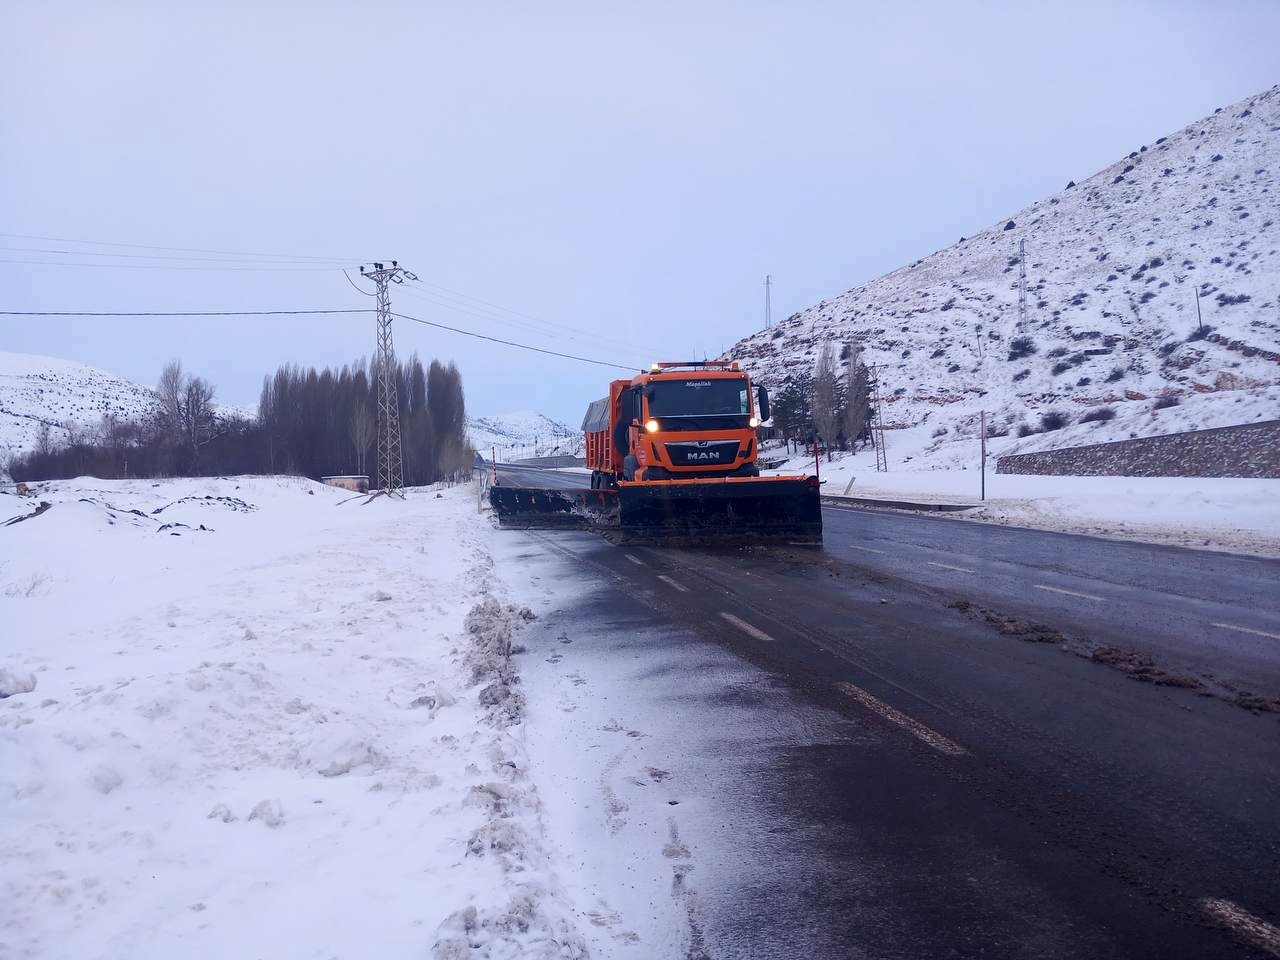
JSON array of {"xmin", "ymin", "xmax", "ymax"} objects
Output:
[
  {"xmin": 0, "ymin": 476, "xmax": 585, "ymax": 959},
  {"xmin": 765, "ymin": 441, "xmax": 1280, "ymax": 556}
]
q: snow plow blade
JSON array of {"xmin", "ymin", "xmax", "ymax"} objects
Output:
[
  {"xmin": 617, "ymin": 476, "xmax": 822, "ymax": 545},
  {"xmin": 489, "ymin": 486, "xmax": 619, "ymax": 529}
]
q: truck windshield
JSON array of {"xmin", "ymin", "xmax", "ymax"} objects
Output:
[{"xmin": 647, "ymin": 378, "xmax": 749, "ymax": 418}]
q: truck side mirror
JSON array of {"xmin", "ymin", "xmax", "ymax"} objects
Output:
[{"xmin": 756, "ymin": 385, "xmax": 770, "ymax": 422}]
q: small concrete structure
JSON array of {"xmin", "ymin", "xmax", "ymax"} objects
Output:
[{"xmin": 321, "ymin": 475, "xmax": 369, "ymax": 493}]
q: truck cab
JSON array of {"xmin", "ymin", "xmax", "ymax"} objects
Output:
[{"xmin": 584, "ymin": 361, "xmax": 770, "ymax": 487}]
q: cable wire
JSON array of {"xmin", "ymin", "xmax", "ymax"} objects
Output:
[
  {"xmin": 0, "ymin": 232, "xmax": 371, "ymax": 263},
  {"xmin": 0, "ymin": 259, "xmax": 343, "ymax": 272},
  {"xmin": 404, "ymin": 275, "xmax": 650, "ymax": 354},
  {"xmin": 0, "ymin": 309, "xmax": 373, "ymax": 317},
  {"xmin": 343, "ymin": 269, "xmax": 378, "ymax": 297},
  {"xmin": 391, "ymin": 311, "xmax": 638, "ymax": 371},
  {"xmin": 0, "ymin": 246, "xmax": 362, "ymax": 266},
  {"xmin": 398, "ymin": 283, "xmax": 651, "ymax": 359}
]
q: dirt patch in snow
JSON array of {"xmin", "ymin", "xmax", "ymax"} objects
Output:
[
  {"xmin": 948, "ymin": 599, "xmax": 1065, "ymax": 644},
  {"xmin": 1089, "ymin": 646, "xmax": 1203, "ymax": 689},
  {"xmin": 464, "ymin": 597, "xmax": 535, "ymax": 727}
]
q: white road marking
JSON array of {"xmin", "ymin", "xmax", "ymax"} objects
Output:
[
  {"xmin": 836, "ymin": 682, "xmax": 968, "ymax": 757},
  {"xmin": 1034, "ymin": 584, "xmax": 1104, "ymax": 601},
  {"xmin": 1201, "ymin": 898, "xmax": 1280, "ymax": 957},
  {"xmin": 658, "ymin": 575, "xmax": 689, "ymax": 593},
  {"xmin": 624, "ymin": 553, "xmax": 644, "ymax": 566},
  {"xmin": 847, "ymin": 545, "xmax": 887, "ymax": 555},
  {"xmin": 927, "ymin": 561, "xmax": 975, "ymax": 574},
  {"xmin": 719, "ymin": 612, "xmax": 775, "ymax": 643},
  {"xmin": 1212, "ymin": 622, "xmax": 1280, "ymax": 641}
]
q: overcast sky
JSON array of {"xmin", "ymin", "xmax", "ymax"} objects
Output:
[{"xmin": 2, "ymin": 1, "xmax": 1277, "ymax": 423}]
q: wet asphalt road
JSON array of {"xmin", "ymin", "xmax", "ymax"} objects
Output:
[{"xmin": 494, "ymin": 463, "xmax": 1280, "ymax": 958}]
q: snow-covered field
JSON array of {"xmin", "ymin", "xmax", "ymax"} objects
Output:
[
  {"xmin": 0, "ymin": 477, "xmax": 590, "ymax": 959},
  {"xmin": 765, "ymin": 438, "xmax": 1280, "ymax": 557}
]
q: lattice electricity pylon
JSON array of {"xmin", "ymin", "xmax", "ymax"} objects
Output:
[
  {"xmin": 359, "ymin": 261, "xmax": 417, "ymax": 498},
  {"xmin": 871, "ymin": 365, "xmax": 889, "ymax": 473}
]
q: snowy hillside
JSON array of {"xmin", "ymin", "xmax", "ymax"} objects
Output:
[
  {"xmin": 0, "ymin": 352, "xmax": 160, "ymax": 465},
  {"xmin": 729, "ymin": 85, "xmax": 1280, "ymax": 469},
  {"xmin": 466, "ymin": 410, "xmax": 581, "ymax": 458},
  {"xmin": 0, "ymin": 352, "xmax": 256, "ymax": 471}
]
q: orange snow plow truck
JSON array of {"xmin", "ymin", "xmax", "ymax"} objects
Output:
[{"xmin": 489, "ymin": 361, "xmax": 822, "ymax": 544}]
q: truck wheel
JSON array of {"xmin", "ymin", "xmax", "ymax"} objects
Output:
[{"xmin": 622, "ymin": 455, "xmax": 640, "ymax": 481}]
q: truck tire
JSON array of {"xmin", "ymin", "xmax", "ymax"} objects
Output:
[{"xmin": 622, "ymin": 455, "xmax": 640, "ymax": 481}]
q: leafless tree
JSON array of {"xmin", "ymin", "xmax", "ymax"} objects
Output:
[
  {"xmin": 812, "ymin": 340, "xmax": 839, "ymax": 460},
  {"xmin": 35, "ymin": 422, "xmax": 53, "ymax": 457},
  {"xmin": 349, "ymin": 402, "xmax": 374, "ymax": 476},
  {"xmin": 157, "ymin": 359, "xmax": 220, "ymax": 472},
  {"xmin": 844, "ymin": 341, "xmax": 871, "ymax": 449}
]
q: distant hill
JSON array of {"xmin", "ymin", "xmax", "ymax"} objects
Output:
[
  {"xmin": 0, "ymin": 352, "xmax": 584, "ymax": 476},
  {"xmin": 0, "ymin": 352, "xmax": 258, "ymax": 475},
  {"xmin": 726, "ymin": 84, "xmax": 1280, "ymax": 469},
  {"xmin": 0, "ymin": 352, "xmax": 160, "ymax": 467},
  {"xmin": 466, "ymin": 411, "xmax": 580, "ymax": 458}
]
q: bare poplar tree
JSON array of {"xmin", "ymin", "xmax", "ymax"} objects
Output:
[
  {"xmin": 812, "ymin": 340, "xmax": 839, "ymax": 460},
  {"xmin": 844, "ymin": 341, "xmax": 870, "ymax": 449},
  {"xmin": 349, "ymin": 403, "xmax": 374, "ymax": 475},
  {"xmin": 158, "ymin": 360, "xmax": 185, "ymax": 446}
]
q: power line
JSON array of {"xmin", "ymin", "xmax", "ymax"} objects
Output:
[
  {"xmin": 0, "ymin": 304, "xmax": 637, "ymax": 369},
  {"xmin": 0, "ymin": 232, "xmax": 371, "ymax": 263},
  {"xmin": 392, "ymin": 311, "xmax": 638, "ymax": 371},
  {"xmin": 399, "ymin": 281, "xmax": 650, "ymax": 358},
  {"xmin": 0, "ymin": 308, "xmax": 373, "ymax": 317},
  {"xmin": 0, "ymin": 246, "xmax": 361, "ymax": 266},
  {"xmin": 409, "ymin": 275, "xmax": 635, "ymax": 345},
  {"xmin": 1, "ymin": 230, "xmax": 650, "ymax": 352},
  {"xmin": 343, "ymin": 269, "xmax": 377, "ymax": 297},
  {"xmin": 0, "ymin": 258, "xmax": 342, "ymax": 272}
]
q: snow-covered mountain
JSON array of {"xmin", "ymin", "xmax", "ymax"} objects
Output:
[
  {"xmin": 466, "ymin": 411, "xmax": 580, "ymax": 456},
  {"xmin": 0, "ymin": 352, "xmax": 257, "ymax": 471},
  {"xmin": 0, "ymin": 352, "xmax": 160, "ymax": 466},
  {"xmin": 728, "ymin": 84, "xmax": 1280, "ymax": 469}
]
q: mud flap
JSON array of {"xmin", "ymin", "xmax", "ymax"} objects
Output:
[
  {"xmin": 489, "ymin": 486, "xmax": 620, "ymax": 529},
  {"xmin": 617, "ymin": 478, "xmax": 822, "ymax": 545}
]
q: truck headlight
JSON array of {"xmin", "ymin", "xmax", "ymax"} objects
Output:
[
  {"xmin": 644, "ymin": 419, "xmax": 660, "ymax": 433},
  {"xmin": 748, "ymin": 416, "xmax": 760, "ymax": 428}
]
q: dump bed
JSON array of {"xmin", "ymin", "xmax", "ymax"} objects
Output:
[{"xmin": 581, "ymin": 395, "xmax": 614, "ymax": 474}]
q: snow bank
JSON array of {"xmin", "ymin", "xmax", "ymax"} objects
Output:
[
  {"xmin": 0, "ymin": 476, "xmax": 587, "ymax": 958},
  {"xmin": 765, "ymin": 441, "xmax": 1280, "ymax": 556}
]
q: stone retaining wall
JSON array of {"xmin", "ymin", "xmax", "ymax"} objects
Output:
[{"xmin": 996, "ymin": 420, "xmax": 1280, "ymax": 478}]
